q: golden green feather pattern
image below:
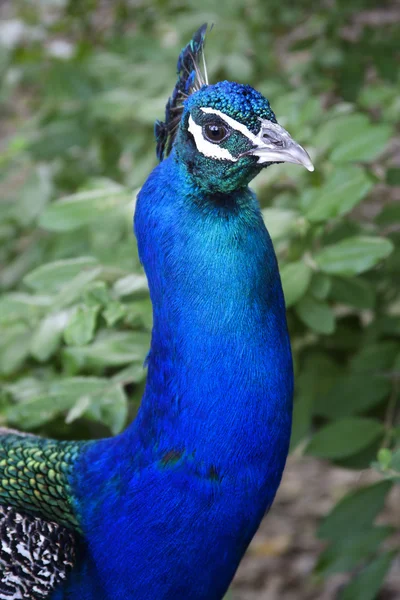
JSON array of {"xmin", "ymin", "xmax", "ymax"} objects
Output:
[{"xmin": 0, "ymin": 429, "xmax": 88, "ymax": 532}]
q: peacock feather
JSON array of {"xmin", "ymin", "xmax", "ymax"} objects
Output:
[
  {"xmin": 155, "ymin": 23, "xmax": 208, "ymax": 161},
  {"xmin": 0, "ymin": 429, "xmax": 86, "ymax": 530},
  {"xmin": 0, "ymin": 429, "xmax": 81, "ymax": 599}
]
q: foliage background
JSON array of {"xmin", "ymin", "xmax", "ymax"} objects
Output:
[{"xmin": 0, "ymin": 0, "xmax": 399, "ymax": 598}]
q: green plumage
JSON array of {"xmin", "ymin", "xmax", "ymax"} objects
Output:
[{"xmin": 0, "ymin": 429, "xmax": 86, "ymax": 531}]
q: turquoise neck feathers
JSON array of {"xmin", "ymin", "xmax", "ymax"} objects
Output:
[
  {"xmin": 62, "ymin": 152, "xmax": 294, "ymax": 598},
  {"xmin": 133, "ymin": 150, "xmax": 293, "ymax": 471}
]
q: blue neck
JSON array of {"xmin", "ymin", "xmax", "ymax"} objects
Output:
[
  {"xmin": 133, "ymin": 151, "xmax": 293, "ymax": 473},
  {"xmin": 61, "ymin": 152, "xmax": 294, "ymax": 600}
]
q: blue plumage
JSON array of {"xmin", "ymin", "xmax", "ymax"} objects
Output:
[
  {"xmin": 57, "ymin": 156, "xmax": 293, "ymax": 599},
  {"xmin": 1, "ymin": 25, "xmax": 314, "ymax": 600}
]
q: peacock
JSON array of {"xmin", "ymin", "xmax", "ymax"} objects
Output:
[{"xmin": 0, "ymin": 24, "xmax": 313, "ymax": 600}]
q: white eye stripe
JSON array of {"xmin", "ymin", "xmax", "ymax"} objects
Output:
[
  {"xmin": 188, "ymin": 115, "xmax": 237, "ymax": 162},
  {"xmin": 201, "ymin": 107, "xmax": 258, "ymax": 144}
]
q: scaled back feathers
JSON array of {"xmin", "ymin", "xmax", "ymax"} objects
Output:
[{"xmin": 155, "ymin": 24, "xmax": 208, "ymax": 161}]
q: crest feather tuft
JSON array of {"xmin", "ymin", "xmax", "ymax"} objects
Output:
[{"xmin": 155, "ymin": 24, "xmax": 209, "ymax": 161}]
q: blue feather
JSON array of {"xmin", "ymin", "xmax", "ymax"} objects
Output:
[{"xmin": 52, "ymin": 150, "xmax": 293, "ymax": 599}]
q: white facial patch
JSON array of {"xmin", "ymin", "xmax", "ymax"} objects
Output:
[
  {"xmin": 188, "ymin": 115, "xmax": 237, "ymax": 162},
  {"xmin": 189, "ymin": 106, "xmax": 315, "ymax": 172},
  {"xmin": 202, "ymin": 108, "xmax": 314, "ymax": 171}
]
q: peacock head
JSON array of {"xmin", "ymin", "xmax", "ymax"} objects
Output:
[{"xmin": 155, "ymin": 25, "xmax": 314, "ymax": 195}]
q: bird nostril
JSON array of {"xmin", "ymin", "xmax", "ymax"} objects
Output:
[
  {"xmin": 262, "ymin": 133, "xmax": 284, "ymax": 147},
  {"xmin": 273, "ymin": 139, "xmax": 284, "ymax": 147}
]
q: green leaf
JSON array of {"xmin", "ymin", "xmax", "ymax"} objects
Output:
[
  {"xmin": 52, "ymin": 267, "xmax": 102, "ymax": 309},
  {"xmin": 0, "ymin": 293, "xmax": 52, "ymax": 325},
  {"xmin": 0, "ymin": 242, "xmax": 43, "ymax": 290},
  {"xmin": 112, "ymin": 363, "xmax": 147, "ymax": 385},
  {"xmin": 123, "ymin": 300, "xmax": 152, "ymax": 330},
  {"xmin": 62, "ymin": 331, "xmax": 150, "ymax": 372},
  {"xmin": 295, "ymin": 295, "xmax": 335, "ymax": 334},
  {"xmin": 103, "ymin": 301, "xmax": 126, "ymax": 326},
  {"xmin": 84, "ymin": 281, "xmax": 111, "ymax": 307},
  {"xmin": 0, "ymin": 325, "xmax": 31, "ymax": 375},
  {"xmin": 329, "ymin": 277, "xmax": 375, "ymax": 309},
  {"xmin": 375, "ymin": 202, "xmax": 400, "ymax": 227},
  {"xmin": 30, "ymin": 310, "xmax": 71, "ymax": 361},
  {"xmin": 309, "ymin": 273, "xmax": 331, "ymax": 300},
  {"xmin": 24, "ymin": 257, "xmax": 98, "ymax": 293},
  {"xmin": 359, "ymin": 84, "xmax": 396, "ymax": 111},
  {"xmin": 291, "ymin": 353, "xmax": 340, "ymax": 449},
  {"xmin": 65, "ymin": 395, "xmax": 92, "ymax": 424},
  {"xmin": 318, "ymin": 480, "xmax": 392, "ymax": 541},
  {"xmin": 113, "ymin": 274, "xmax": 148, "ymax": 298},
  {"xmin": 315, "ymin": 375, "xmax": 391, "ymax": 419},
  {"xmin": 304, "ymin": 166, "xmax": 373, "ymax": 223},
  {"xmin": 316, "ymin": 526, "xmax": 393, "ymax": 577},
  {"xmin": 314, "ymin": 236, "xmax": 394, "ymax": 276},
  {"xmin": 339, "ymin": 438, "xmax": 386, "ymax": 471},
  {"xmin": 85, "ymin": 383, "xmax": 128, "ymax": 435},
  {"xmin": 65, "ymin": 381, "xmax": 128, "ymax": 435},
  {"xmin": 4, "ymin": 377, "xmax": 47, "ymax": 405},
  {"xmin": 386, "ymin": 167, "xmax": 400, "ymax": 186},
  {"xmin": 39, "ymin": 185, "xmax": 131, "ymax": 232},
  {"xmin": 306, "ymin": 418, "xmax": 384, "ymax": 459},
  {"xmin": 339, "ymin": 551, "xmax": 396, "ymax": 600},
  {"xmin": 64, "ymin": 305, "xmax": 99, "ymax": 346},
  {"xmin": 314, "ymin": 113, "xmax": 371, "ymax": 151},
  {"xmin": 280, "ymin": 261, "xmax": 312, "ymax": 308},
  {"xmin": 377, "ymin": 448, "xmax": 393, "ymax": 470},
  {"xmin": 5, "ymin": 376, "xmax": 127, "ymax": 434},
  {"xmin": 373, "ymin": 316, "xmax": 400, "ymax": 337},
  {"xmin": 331, "ymin": 124, "xmax": 392, "ymax": 163},
  {"xmin": 262, "ymin": 208, "xmax": 298, "ymax": 241},
  {"xmin": 12, "ymin": 167, "xmax": 53, "ymax": 227},
  {"xmin": 351, "ymin": 342, "xmax": 399, "ymax": 373},
  {"xmin": 5, "ymin": 394, "xmax": 77, "ymax": 429}
]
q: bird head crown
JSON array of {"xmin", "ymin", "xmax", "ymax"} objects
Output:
[{"xmin": 155, "ymin": 25, "xmax": 313, "ymax": 194}]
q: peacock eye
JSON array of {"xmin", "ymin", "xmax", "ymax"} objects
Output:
[{"xmin": 203, "ymin": 123, "xmax": 229, "ymax": 144}]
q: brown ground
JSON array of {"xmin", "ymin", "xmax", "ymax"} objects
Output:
[{"xmin": 231, "ymin": 456, "xmax": 400, "ymax": 600}]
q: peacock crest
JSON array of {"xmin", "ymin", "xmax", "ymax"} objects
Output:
[{"xmin": 155, "ymin": 23, "xmax": 209, "ymax": 161}]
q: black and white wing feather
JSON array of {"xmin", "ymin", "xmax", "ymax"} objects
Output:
[
  {"xmin": 0, "ymin": 428, "xmax": 82, "ymax": 599},
  {"xmin": 0, "ymin": 506, "xmax": 76, "ymax": 599}
]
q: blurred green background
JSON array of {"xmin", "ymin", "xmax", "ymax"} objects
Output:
[{"xmin": 0, "ymin": 0, "xmax": 399, "ymax": 598}]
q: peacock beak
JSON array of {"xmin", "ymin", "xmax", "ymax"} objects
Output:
[{"xmin": 248, "ymin": 120, "xmax": 314, "ymax": 172}]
